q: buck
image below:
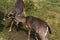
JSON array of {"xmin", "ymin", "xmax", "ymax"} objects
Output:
[
  {"xmin": 13, "ymin": 16, "xmax": 52, "ymax": 40},
  {"xmin": 3, "ymin": 0, "xmax": 26, "ymax": 32}
]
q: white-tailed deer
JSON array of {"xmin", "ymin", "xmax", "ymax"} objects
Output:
[
  {"xmin": 14, "ymin": 16, "xmax": 52, "ymax": 40},
  {"xmin": 3, "ymin": 0, "xmax": 26, "ymax": 32}
]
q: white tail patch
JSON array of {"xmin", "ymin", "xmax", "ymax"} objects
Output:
[{"xmin": 45, "ymin": 27, "xmax": 48, "ymax": 37}]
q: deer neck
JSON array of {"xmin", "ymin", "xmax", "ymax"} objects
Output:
[{"xmin": 21, "ymin": 18, "xmax": 26, "ymax": 24}]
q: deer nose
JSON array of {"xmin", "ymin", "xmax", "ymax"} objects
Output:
[{"xmin": 3, "ymin": 18, "xmax": 6, "ymax": 21}]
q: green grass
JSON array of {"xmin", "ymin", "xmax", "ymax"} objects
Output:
[{"xmin": 0, "ymin": 0, "xmax": 60, "ymax": 40}]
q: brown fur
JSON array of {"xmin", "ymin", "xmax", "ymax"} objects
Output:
[{"xmin": 14, "ymin": 16, "xmax": 52, "ymax": 40}]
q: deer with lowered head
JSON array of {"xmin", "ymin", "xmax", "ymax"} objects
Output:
[{"xmin": 3, "ymin": 7, "xmax": 52, "ymax": 40}]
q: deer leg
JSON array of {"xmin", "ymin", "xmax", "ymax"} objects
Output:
[
  {"xmin": 42, "ymin": 37, "xmax": 48, "ymax": 40},
  {"xmin": 26, "ymin": 25, "xmax": 31, "ymax": 40},
  {"xmin": 9, "ymin": 21, "xmax": 14, "ymax": 32},
  {"xmin": 44, "ymin": 27, "xmax": 48, "ymax": 40},
  {"xmin": 35, "ymin": 33, "xmax": 38, "ymax": 40},
  {"xmin": 15, "ymin": 21, "xmax": 19, "ymax": 26},
  {"xmin": 38, "ymin": 32, "xmax": 48, "ymax": 40},
  {"xmin": 28, "ymin": 29, "xmax": 31, "ymax": 40},
  {"xmin": 14, "ymin": 19, "xmax": 19, "ymax": 26},
  {"xmin": 44, "ymin": 36, "xmax": 48, "ymax": 40}
]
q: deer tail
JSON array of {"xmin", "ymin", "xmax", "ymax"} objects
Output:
[{"xmin": 48, "ymin": 25, "xmax": 52, "ymax": 34}]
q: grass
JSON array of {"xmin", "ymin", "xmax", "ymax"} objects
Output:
[{"xmin": 0, "ymin": 0, "xmax": 60, "ymax": 40}]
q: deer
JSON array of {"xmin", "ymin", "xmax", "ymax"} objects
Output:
[
  {"xmin": 12, "ymin": 16, "xmax": 52, "ymax": 40},
  {"xmin": 3, "ymin": 7, "xmax": 52, "ymax": 40},
  {"xmin": 2, "ymin": 0, "xmax": 52, "ymax": 40},
  {"xmin": 3, "ymin": 0, "xmax": 26, "ymax": 32}
]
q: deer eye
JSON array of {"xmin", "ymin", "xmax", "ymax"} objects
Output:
[
  {"xmin": 9, "ymin": 14, "xmax": 13, "ymax": 17},
  {"xmin": 5, "ymin": 16, "xmax": 8, "ymax": 18}
]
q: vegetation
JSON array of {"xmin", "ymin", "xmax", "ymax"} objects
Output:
[{"xmin": 0, "ymin": 0, "xmax": 60, "ymax": 40}]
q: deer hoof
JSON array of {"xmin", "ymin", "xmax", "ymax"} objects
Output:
[{"xmin": 9, "ymin": 29, "xmax": 11, "ymax": 32}]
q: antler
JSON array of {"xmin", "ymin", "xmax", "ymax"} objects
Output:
[{"xmin": 3, "ymin": 5, "xmax": 9, "ymax": 14}]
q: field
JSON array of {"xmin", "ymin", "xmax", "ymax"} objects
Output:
[{"xmin": 0, "ymin": 0, "xmax": 60, "ymax": 40}]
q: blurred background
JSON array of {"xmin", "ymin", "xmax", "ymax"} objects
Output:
[{"xmin": 0, "ymin": 0, "xmax": 60, "ymax": 40}]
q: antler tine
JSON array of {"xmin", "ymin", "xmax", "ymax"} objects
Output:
[{"xmin": 3, "ymin": 5, "xmax": 9, "ymax": 14}]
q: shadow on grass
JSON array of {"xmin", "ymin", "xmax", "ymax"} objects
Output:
[
  {"xmin": 15, "ymin": 22, "xmax": 41, "ymax": 40},
  {"xmin": 0, "ymin": 11, "xmax": 4, "ymax": 32}
]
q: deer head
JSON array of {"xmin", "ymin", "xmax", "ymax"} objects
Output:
[{"xmin": 3, "ymin": 6, "xmax": 13, "ymax": 21}]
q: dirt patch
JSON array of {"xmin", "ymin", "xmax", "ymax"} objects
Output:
[{"xmin": 8, "ymin": 30, "xmax": 35, "ymax": 40}]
